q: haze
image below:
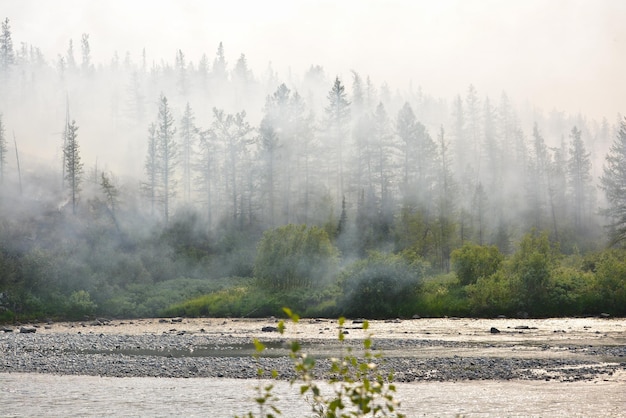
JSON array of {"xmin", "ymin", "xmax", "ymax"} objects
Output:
[{"xmin": 4, "ymin": 0, "xmax": 625, "ymax": 120}]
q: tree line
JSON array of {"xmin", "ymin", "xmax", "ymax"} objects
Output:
[{"xmin": 1, "ymin": 18, "xmax": 626, "ymax": 320}]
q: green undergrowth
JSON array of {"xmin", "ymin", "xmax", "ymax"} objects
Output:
[{"xmin": 163, "ymin": 281, "xmax": 342, "ymax": 318}]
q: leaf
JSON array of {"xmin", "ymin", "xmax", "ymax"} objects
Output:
[
  {"xmin": 363, "ymin": 338, "xmax": 372, "ymax": 349},
  {"xmin": 253, "ymin": 338, "xmax": 265, "ymax": 352}
]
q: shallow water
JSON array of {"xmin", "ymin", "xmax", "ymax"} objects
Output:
[{"xmin": 1, "ymin": 373, "xmax": 625, "ymax": 417}]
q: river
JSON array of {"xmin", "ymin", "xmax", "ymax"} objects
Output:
[{"xmin": 1, "ymin": 372, "xmax": 625, "ymax": 417}]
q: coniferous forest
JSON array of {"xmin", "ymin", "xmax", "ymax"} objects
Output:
[{"xmin": 1, "ymin": 16, "xmax": 626, "ymax": 322}]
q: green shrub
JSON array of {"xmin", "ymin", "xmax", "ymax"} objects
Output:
[
  {"xmin": 593, "ymin": 249, "xmax": 626, "ymax": 315},
  {"xmin": 339, "ymin": 252, "xmax": 424, "ymax": 318},
  {"xmin": 451, "ymin": 243, "xmax": 503, "ymax": 285},
  {"xmin": 65, "ymin": 290, "xmax": 97, "ymax": 320},
  {"xmin": 465, "ymin": 269, "xmax": 516, "ymax": 316},
  {"xmin": 543, "ymin": 267, "xmax": 595, "ymax": 316},
  {"xmin": 254, "ymin": 224, "xmax": 339, "ymax": 290},
  {"xmin": 509, "ymin": 230, "xmax": 559, "ymax": 313},
  {"xmin": 417, "ymin": 274, "xmax": 470, "ymax": 317}
]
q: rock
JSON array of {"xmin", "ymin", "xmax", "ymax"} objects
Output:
[
  {"xmin": 19, "ymin": 326, "xmax": 37, "ymax": 333},
  {"xmin": 171, "ymin": 317, "xmax": 183, "ymax": 323},
  {"xmin": 514, "ymin": 325, "xmax": 530, "ymax": 330},
  {"xmin": 497, "ymin": 315, "xmax": 507, "ymax": 319},
  {"xmin": 490, "ymin": 327, "xmax": 501, "ymax": 334},
  {"xmin": 159, "ymin": 319, "xmax": 168, "ymax": 323},
  {"xmin": 1, "ymin": 327, "xmax": 13, "ymax": 333},
  {"xmin": 261, "ymin": 326, "xmax": 278, "ymax": 332},
  {"xmin": 600, "ymin": 313, "xmax": 611, "ymax": 318},
  {"xmin": 412, "ymin": 314, "xmax": 421, "ymax": 319}
]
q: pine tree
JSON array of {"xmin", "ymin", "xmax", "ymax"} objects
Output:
[
  {"xmin": 175, "ymin": 49, "xmax": 188, "ymax": 96},
  {"xmin": 567, "ymin": 126, "xmax": 592, "ymax": 233},
  {"xmin": 66, "ymin": 39, "xmax": 77, "ymax": 73},
  {"xmin": 179, "ymin": 103, "xmax": 196, "ymax": 203},
  {"xmin": 0, "ymin": 18, "xmax": 14, "ymax": 74},
  {"xmin": 212, "ymin": 42, "xmax": 227, "ymax": 82},
  {"xmin": 435, "ymin": 126, "xmax": 457, "ymax": 269},
  {"xmin": 210, "ymin": 108, "xmax": 252, "ymax": 225},
  {"xmin": 0, "ymin": 113, "xmax": 7, "ymax": 184},
  {"xmin": 144, "ymin": 123, "xmax": 158, "ymax": 217},
  {"xmin": 64, "ymin": 120, "xmax": 83, "ymax": 214},
  {"xmin": 156, "ymin": 94, "xmax": 177, "ymax": 223},
  {"xmin": 258, "ymin": 115, "xmax": 280, "ymax": 226},
  {"xmin": 394, "ymin": 99, "xmax": 438, "ymax": 252},
  {"xmin": 600, "ymin": 117, "xmax": 626, "ymax": 245},
  {"xmin": 80, "ymin": 33, "xmax": 93, "ymax": 75},
  {"xmin": 324, "ymin": 76, "xmax": 351, "ymax": 199}
]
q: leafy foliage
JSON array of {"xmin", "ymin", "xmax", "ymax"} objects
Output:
[
  {"xmin": 451, "ymin": 243, "xmax": 503, "ymax": 285},
  {"xmin": 238, "ymin": 308, "xmax": 404, "ymax": 418},
  {"xmin": 254, "ymin": 224, "xmax": 339, "ymax": 290},
  {"xmin": 339, "ymin": 252, "xmax": 424, "ymax": 318}
]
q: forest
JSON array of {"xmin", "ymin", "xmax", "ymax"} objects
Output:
[{"xmin": 1, "ymin": 17, "xmax": 625, "ymax": 322}]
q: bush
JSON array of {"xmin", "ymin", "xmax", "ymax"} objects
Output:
[
  {"xmin": 509, "ymin": 230, "xmax": 559, "ymax": 313},
  {"xmin": 593, "ymin": 249, "xmax": 626, "ymax": 315},
  {"xmin": 164, "ymin": 280, "xmax": 343, "ymax": 319},
  {"xmin": 339, "ymin": 252, "xmax": 424, "ymax": 318},
  {"xmin": 254, "ymin": 224, "xmax": 339, "ymax": 290},
  {"xmin": 65, "ymin": 290, "xmax": 97, "ymax": 320},
  {"xmin": 451, "ymin": 243, "xmax": 503, "ymax": 285},
  {"xmin": 417, "ymin": 274, "xmax": 470, "ymax": 317},
  {"xmin": 465, "ymin": 269, "xmax": 516, "ymax": 316},
  {"xmin": 543, "ymin": 267, "xmax": 595, "ymax": 316}
]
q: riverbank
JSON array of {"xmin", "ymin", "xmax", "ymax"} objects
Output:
[{"xmin": 1, "ymin": 317, "xmax": 625, "ymax": 382}]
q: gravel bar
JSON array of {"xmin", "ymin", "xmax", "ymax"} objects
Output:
[{"xmin": 2, "ymin": 319, "xmax": 625, "ymax": 382}]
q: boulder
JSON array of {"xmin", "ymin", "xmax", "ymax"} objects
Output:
[
  {"xmin": 19, "ymin": 326, "xmax": 37, "ymax": 333},
  {"xmin": 490, "ymin": 327, "xmax": 501, "ymax": 334},
  {"xmin": 261, "ymin": 326, "xmax": 278, "ymax": 332}
]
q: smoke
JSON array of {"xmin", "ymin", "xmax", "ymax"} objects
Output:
[{"xmin": 0, "ymin": 2, "xmax": 622, "ymax": 318}]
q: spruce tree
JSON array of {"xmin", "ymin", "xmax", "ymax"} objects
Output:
[
  {"xmin": 0, "ymin": 18, "xmax": 14, "ymax": 73},
  {"xmin": 600, "ymin": 118, "xmax": 626, "ymax": 245},
  {"xmin": 324, "ymin": 76, "xmax": 351, "ymax": 199},
  {"xmin": 64, "ymin": 120, "xmax": 83, "ymax": 214},
  {"xmin": 0, "ymin": 113, "xmax": 7, "ymax": 184},
  {"xmin": 568, "ymin": 126, "xmax": 592, "ymax": 233},
  {"xmin": 156, "ymin": 94, "xmax": 177, "ymax": 223}
]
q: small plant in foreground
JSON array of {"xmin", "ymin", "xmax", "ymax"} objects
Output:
[{"xmin": 238, "ymin": 308, "xmax": 404, "ymax": 418}]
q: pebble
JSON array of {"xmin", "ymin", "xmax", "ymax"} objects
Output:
[{"xmin": 1, "ymin": 332, "xmax": 624, "ymax": 382}]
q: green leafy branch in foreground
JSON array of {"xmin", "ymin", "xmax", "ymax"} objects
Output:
[{"xmin": 238, "ymin": 308, "xmax": 404, "ymax": 418}]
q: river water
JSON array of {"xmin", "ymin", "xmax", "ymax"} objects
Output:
[{"xmin": 1, "ymin": 373, "xmax": 625, "ymax": 417}]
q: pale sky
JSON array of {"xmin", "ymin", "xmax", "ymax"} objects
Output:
[{"xmin": 3, "ymin": 0, "xmax": 626, "ymax": 120}]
